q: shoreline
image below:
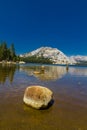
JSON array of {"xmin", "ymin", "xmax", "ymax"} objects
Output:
[{"xmin": 0, "ymin": 61, "xmax": 26, "ymax": 65}]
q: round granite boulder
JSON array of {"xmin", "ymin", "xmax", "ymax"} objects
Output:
[{"xmin": 23, "ymin": 86, "xmax": 53, "ymax": 109}]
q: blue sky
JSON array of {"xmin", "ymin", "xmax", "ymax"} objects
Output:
[{"xmin": 0, "ymin": 0, "xmax": 87, "ymax": 56}]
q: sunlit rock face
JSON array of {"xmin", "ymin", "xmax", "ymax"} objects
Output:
[
  {"xmin": 20, "ymin": 65, "xmax": 67, "ymax": 81},
  {"xmin": 20, "ymin": 47, "xmax": 71, "ymax": 64},
  {"xmin": 23, "ymin": 86, "xmax": 53, "ymax": 109}
]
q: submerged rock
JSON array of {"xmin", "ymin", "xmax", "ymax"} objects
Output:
[
  {"xmin": 33, "ymin": 71, "xmax": 41, "ymax": 74},
  {"xmin": 23, "ymin": 86, "xmax": 53, "ymax": 109}
]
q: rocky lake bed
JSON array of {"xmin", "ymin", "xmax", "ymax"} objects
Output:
[{"xmin": 0, "ymin": 63, "xmax": 87, "ymax": 130}]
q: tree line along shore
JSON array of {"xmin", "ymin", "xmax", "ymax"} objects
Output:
[{"xmin": 0, "ymin": 41, "xmax": 53, "ymax": 64}]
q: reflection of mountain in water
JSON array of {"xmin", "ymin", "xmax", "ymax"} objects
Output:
[
  {"xmin": 69, "ymin": 67, "xmax": 87, "ymax": 76},
  {"xmin": 20, "ymin": 65, "xmax": 67, "ymax": 81},
  {"xmin": 0, "ymin": 64, "xmax": 17, "ymax": 84}
]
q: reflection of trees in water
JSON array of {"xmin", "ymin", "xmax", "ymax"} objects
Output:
[
  {"xmin": 20, "ymin": 65, "xmax": 67, "ymax": 81},
  {"xmin": 0, "ymin": 65, "xmax": 17, "ymax": 84}
]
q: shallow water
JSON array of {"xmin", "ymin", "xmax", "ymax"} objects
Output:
[{"xmin": 0, "ymin": 64, "xmax": 87, "ymax": 130}]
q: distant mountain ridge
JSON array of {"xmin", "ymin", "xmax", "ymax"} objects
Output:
[
  {"xmin": 69, "ymin": 55, "xmax": 87, "ymax": 64},
  {"xmin": 20, "ymin": 47, "xmax": 87, "ymax": 65}
]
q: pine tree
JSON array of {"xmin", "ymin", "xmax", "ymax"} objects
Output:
[
  {"xmin": 10, "ymin": 43, "xmax": 16, "ymax": 60},
  {"xmin": 0, "ymin": 42, "xmax": 7, "ymax": 60}
]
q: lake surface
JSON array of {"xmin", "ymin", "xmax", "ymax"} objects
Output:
[{"xmin": 0, "ymin": 63, "xmax": 87, "ymax": 130}]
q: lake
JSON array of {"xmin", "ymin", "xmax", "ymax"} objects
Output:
[{"xmin": 0, "ymin": 63, "xmax": 87, "ymax": 130}]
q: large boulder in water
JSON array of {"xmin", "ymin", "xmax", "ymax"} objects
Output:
[{"xmin": 23, "ymin": 86, "xmax": 53, "ymax": 109}]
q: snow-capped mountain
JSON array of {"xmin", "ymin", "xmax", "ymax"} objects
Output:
[
  {"xmin": 20, "ymin": 47, "xmax": 71, "ymax": 64},
  {"xmin": 69, "ymin": 55, "xmax": 87, "ymax": 64},
  {"xmin": 20, "ymin": 47, "xmax": 87, "ymax": 65}
]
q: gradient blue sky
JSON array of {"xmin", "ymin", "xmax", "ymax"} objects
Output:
[{"xmin": 0, "ymin": 0, "xmax": 87, "ymax": 56}]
